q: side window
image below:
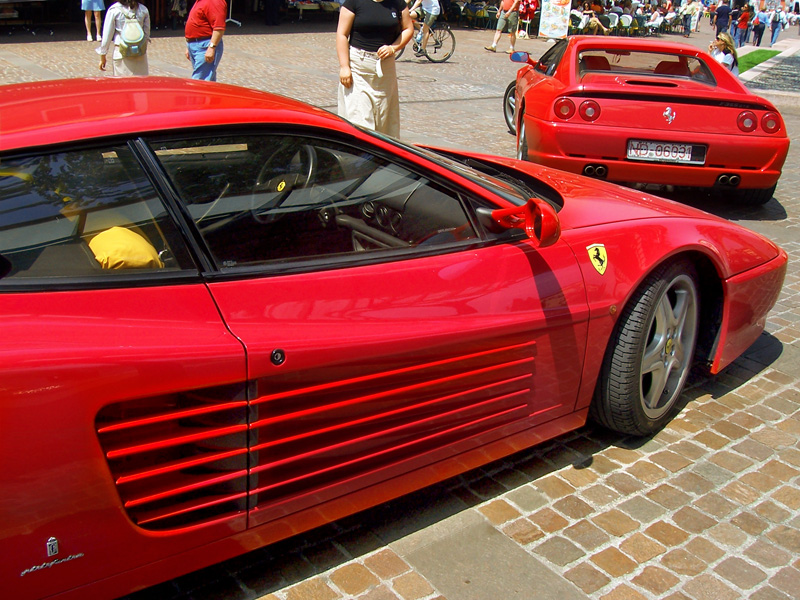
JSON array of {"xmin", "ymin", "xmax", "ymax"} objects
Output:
[
  {"xmin": 0, "ymin": 145, "xmax": 193, "ymax": 284},
  {"xmin": 536, "ymin": 38, "xmax": 567, "ymax": 76},
  {"xmin": 152, "ymin": 134, "xmax": 478, "ymax": 270}
]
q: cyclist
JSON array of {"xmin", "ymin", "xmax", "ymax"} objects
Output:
[{"xmin": 408, "ymin": 0, "xmax": 440, "ymax": 57}]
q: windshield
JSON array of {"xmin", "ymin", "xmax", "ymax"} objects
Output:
[{"xmin": 362, "ymin": 128, "xmax": 541, "ymax": 208}]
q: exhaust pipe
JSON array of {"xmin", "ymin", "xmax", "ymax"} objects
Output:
[
  {"xmin": 716, "ymin": 174, "xmax": 740, "ymax": 187},
  {"xmin": 583, "ymin": 164, "xmax": 608, "ymax": 178}
]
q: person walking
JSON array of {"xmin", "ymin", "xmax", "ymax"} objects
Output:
[
  {"xmin": 735, "ymin": 5, "xmax": 750, "ymax": 47},
  {"xmin": 679, "ymin": 0, "xmax": 700, "ymax": 38},
  {"xmin": 336, "ymin": 0, "xmax": 413, "ymax": 137},
  {"xmin": 752, "ymin": 5, "xmax": 768, "ymax": 46},
  {"xmin": 768, "ymin": 4, "xmax": 788, "ymax": 47},
  {"xmin": 185, "ymin": 0, "xmax": 227, "ymax": 81},
  {"xmin": 712, "ymin": 0, "xmax": 731, "ymax": 36},
  {"xmin": 484, "ymin": 0, "xmax": 521, "ymax": 54},
  {"xmin": 97, "ymin": 0, "xmax": 150, "ymax": 76},
  {"xmin": 82, "ymin": 0, "xmax": 105, "ymax": 42}
]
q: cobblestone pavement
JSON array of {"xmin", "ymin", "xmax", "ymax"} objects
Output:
[{"xmin": 2, "ymin": 19, "xmax": 800, "ymax": 600}]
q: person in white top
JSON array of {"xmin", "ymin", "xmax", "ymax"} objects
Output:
[
  {"xmin": 708, "ymin": 31, "xmax": 739, "ymax": 77},
  {"xmin": 96, "ymin": 0, "xmax": 151, "ymax": 77},
  {"xmin": 408, "ymin": 0, "xmax": 440, "ymax": 56}
]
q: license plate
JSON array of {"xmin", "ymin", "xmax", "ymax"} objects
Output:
[{"xmin": 626, "ymin": 140, "xmax": 706, "ymax": 165}]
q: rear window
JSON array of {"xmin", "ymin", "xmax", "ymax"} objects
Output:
[{"xmin": 578, "ymin": 50, "xmax": 714, "ymax": 84}]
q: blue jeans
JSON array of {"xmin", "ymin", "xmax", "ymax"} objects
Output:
[
  {"xmin": 770, "ymin": 24, "xmax": 781, "ymax": 46},
  {"xmin": 187, "ymin": 39, "xmax": 223, "ymax": 81}
]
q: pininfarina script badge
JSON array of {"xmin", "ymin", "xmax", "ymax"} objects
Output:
[
  {"xmin": 587, "ymin": 244, "xmax": 608, "ymax": 275},
  {"xmin": 19, "ymin": 537, "xmax": 85, "ymax": 577},
  {"xmin": 663, "ymin": 107, "xmax": 676, "ymax": 124}
]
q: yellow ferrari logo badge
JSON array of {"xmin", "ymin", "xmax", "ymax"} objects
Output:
[
  {"xmin": 277, "ymin": 180, "xmax": 286, "ymax": 192},
  {"xmin": 587, "ymin": 244, "xmax": 608, "ymax": 275}
]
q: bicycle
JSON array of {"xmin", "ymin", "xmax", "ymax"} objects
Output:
[{"xmin": 395, "ymin": 19, "xmax": 456, "ymax": 63}]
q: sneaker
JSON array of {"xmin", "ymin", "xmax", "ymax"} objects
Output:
[
  {"xmin": 87, "ymin": 34, "xmax": 93, "ymax": 41},
  {"xmin": 484, "ymin": 45, "xmax": 496, "ymax": 52},
  {"xmin": 96, "ymin": 34, "xmax": 102, "ymax": 42},
  {"xmin": 414, "ymin": 47, "xmax": 426, "ymax": 57},
  {"xmin": 505, "ymin": 49, "xmax": 515, "ymax": 54}
]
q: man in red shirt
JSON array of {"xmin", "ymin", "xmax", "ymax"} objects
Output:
[
  {"xmin": 485, "ymin": 0, "xmax": 521, "ymax": 54},
  {"xmin": 185, "ymin": 0, "xmax": 227, "ymax": 81}
]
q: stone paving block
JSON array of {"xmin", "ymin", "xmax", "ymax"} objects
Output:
[
  {"xmin": 709, "ymin": 522, "xmax": 750, "ymax": 548},
  {"xmin": 617, "ymin": 496, "xmax": 667, "ymax": 524},
  {"xmin": 502, "ymin": 517, "xmax": 545, "ymax": 545},
  {"xmin": 534, "ymin": 536, "xmax": 586, "ymax": 566},
  {"xmin": 773, "ymin": 484, "xmax": 800, "ymax": 510},
  {"xmin": 530, "ymin": 507, "xmax": 570, "ymax": 533},
  {"xmin": 670, "ymin": 471, "xmax": 715, "ymax": 495},
  {"xmin": 533, "ymin": 475, "xmax": 576, "ymax": 500},
  {"xmin": 720, "ymin": 479, "xmax": 764, "ymax": 505},
  {"xmin": 626, "ymin": 460, "xmax": 669, "ymax": 484},
  {"xmin": 357, "ymin": 584, "xmax": 401, "ymax": 600},
  {"xmin": 363, "ymin": 550, "xmax": 410, "ymax": 581},
  {"xmin": 680, "ymin": 573, "xmax": 740, "ymax": 600},
  {"xmin": 693, "ymin": 492, "xmax": 738, "ymax": 518},
  {"xmin": 558, "ymin": 465, "xmax": 600, "ymax": 489},
  {"xmin": 755, "ymin": 500, "xmax": 792, "ymax": 523},
  {"xmin": 618, "ymin": 532, "xmax": 666, "ymax": 564},
  {"xmin": 564, "ymin": 562, "xmax": 610, "ymax": 594},
  {"xmin": 631, "ymin": 565, "xmax": 680, "ymax": 595},
  {"xmin": 591, "ymin": 509, "xmax": 639, "ymax": 537},
  {"xmin": 732, "ymin": 511, "xmax": 771, "ymax": 536},
  {"xmin": 646, "ymin": 484, "xmax": 692, "ymax": 510},
  {"xmin": 768, "ymin": 566, "xmax": 800, "ymax": 599},
  {"xmin": 552, "ymin": 495, "xmax": 594, "ymax": 520},
  {"xmin": 391, "ymin": 572, "xmax": 435, "ymax": 600},
  {"xmin": 766, "ymin": 524, "xmax": 800, "ymax": 553},
  {"xmin": 605, "ymin": 472, "xmax": 647, "ymax": 495},
  {"xmin": 672, "ymin": 506, "xmax": 718, "ymax": 534},
  {"xmin": 713, "ymin": 420, "xmax": 751, "ymax": 441},
  {"xmin": 563, "ymin": 519, "xmax": 611, "ymax": 551},
  {"xmin": 660, "ymin": 548, "xmax": 707, "ymax": 576},
  {"xmin": 733, "ymin": 438, "xmax": 776, "ymax": 461},
  {"xmin": 599, "ymin": 583, "xmax": 649, "ymax": 600},
  {"xmin": 693, "ymin": 430, "xmax": 731, "ymax": 450},
  {"xmin": 285, "ymin": 579, "xmax": 340, "ymax": 600},
  {"xmin": 330, "ymin": 564, "xmax": 380, "ymax": 596},
  {"xmin": 744, "ymin": 539, "xmax": 793, "ymax": 569},
  {"xmin": 581, "ymin": 484, "xmax": 622, "ymax": 506},
  {"xmin": 684, "ymin": 537, "xmax": 725, "ymax": 564},
  {"xmin": 477, "ymin": 499, "xmax": 520, "ymax": 525},
  {"xmin": 761, "ymin": 459, "xmax": 800, "ymax": 482},
  {"xmin": 709, "ymin": 450, "xmax": 756, "ymax": 473},
  {"xmin": 714, "ymin": 556, "xmax": 768, "ymax": 590},
  {"xmin": 644, "ymin": 521, "xmax": 690, "ymax": 547},
  {"xmin": 590, "ymin": 547, "xmax": 638, "ymax": 577}
]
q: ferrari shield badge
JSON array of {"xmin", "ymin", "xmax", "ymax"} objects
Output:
[{"xmin": 587, "ymin": 244, "xmax": 608, "ymax": 275}]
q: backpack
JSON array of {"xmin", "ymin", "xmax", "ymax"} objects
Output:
[{"xmin": 119, "ymin": 8, "xmax": 146, "ymax": 58}]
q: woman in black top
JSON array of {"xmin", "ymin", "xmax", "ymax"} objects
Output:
[{"xmin": 337, "ymin": 0, "xmax": 413, "ymax": 137}]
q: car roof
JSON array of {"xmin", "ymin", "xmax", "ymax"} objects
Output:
[
  {"xmin": 567, "ymin": 35, "xmax": 706, "ymax": 56},
  {"xmin": 0, "ymin": 77, "xmax": 350, "ymax": 152}
]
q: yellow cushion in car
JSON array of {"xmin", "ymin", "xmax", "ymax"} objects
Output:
[{"xmin": 89, "ymin": 227, "xmax": 164, "ymax": 270}]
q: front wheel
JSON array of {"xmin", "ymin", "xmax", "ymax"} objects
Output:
[
  {"xmin": 503, "ymin": 80, "xmax": 516, "ymax": 135},
  {"xmin": 591, "ymin": 261, "xmax": 700, "ymax": 436},
  {"xmin": 424, "ymin": 25, "xmax": 456, "ymax": 62}
]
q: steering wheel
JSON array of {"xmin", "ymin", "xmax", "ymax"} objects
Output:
[{"xmin": 250, "ymin": 144, "xmax": 318, "ymax": 224}]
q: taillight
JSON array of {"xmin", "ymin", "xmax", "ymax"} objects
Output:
[
  {"xmin": 554, "ymin": 98, "xmax": 576, "ymax": 119},
  {"xmin": 579, "ymin": 100, "xmax": 601, "ymax": 122},
  {"xmin": 737, "ymin": 111, "xmax": 757, "ymax": 132},
  {"xmin": 761, "ymin": 112, "xmax": 781, "ymax": 134}
]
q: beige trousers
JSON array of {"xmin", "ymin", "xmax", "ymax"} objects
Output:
[{"xmin": 338, "ymin": 46, "xmax": 400, "ymax": 138}]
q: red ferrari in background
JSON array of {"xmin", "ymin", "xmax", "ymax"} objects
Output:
[
  {"xmin": 0, "ymin": 77, "xmax": 787, "ymax": 600},
  {"xmin": 511, "ymin": 36, "xmax": 790, "ymax": 204}
]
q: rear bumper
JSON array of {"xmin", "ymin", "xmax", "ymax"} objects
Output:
[
  {"xmin": 522, "ymin": 117, "xmax": 790, "ymax": 189},
  {"xmin": 711, "ymin": 249, "xmax": 788, "ymax": 373}
]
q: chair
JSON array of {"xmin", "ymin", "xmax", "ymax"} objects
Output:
[
  {"xmin": 618, "ymin": 13, "xmax": 633, "ymax": 35},
  {"xmin": 598, "ymin": 14, "xmax": 611, "ymax": 33},
  {"xmin": 633, "ymin": 15, "xmax": 647, "ymax": 35},
  {"xmin": 607, "ymin": 12, "xmax": 619, "ymax": 34},
  {"xmin": 484, "ymin": 5, "xmax": 498, "ymax": 29}
]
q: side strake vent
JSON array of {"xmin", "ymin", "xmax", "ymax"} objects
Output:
[
  {"xmin": 95, "ymin": 383, "xmax": 249, "ymax": 531},
  {"xmin": 248, "ymin": 341, "xmax": 536, "ymax": 518}
]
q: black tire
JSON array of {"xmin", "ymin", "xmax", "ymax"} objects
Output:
[
  {"xmin": 735, "ymin": 184, "xmax": 776, "ymax": 205},
  {"xmin": 516, "ymin": 108, "xmax": 528, "ymax": 161},
  {"xmin": 591, "ymin": 261, "xmax": 700, "ymax": 436},
  {"xmin": 424, "ymin": 24, "xmax": 456, "ymax": 63},
  {"xmin": 503, "ymin": 80, "xmax": 516, "ymax": 135}
]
